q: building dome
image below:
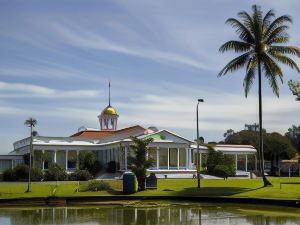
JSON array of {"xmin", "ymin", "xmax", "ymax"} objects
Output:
[{"xmin": 101, "ymin": 105, "xmax": 118, "ymax": 116}]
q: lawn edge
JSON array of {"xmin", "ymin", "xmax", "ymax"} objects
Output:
[{"xmin": 0, "ymin": 195, "xmax": 299, "ymax": 208}]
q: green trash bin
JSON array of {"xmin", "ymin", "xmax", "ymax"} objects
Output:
[{"xmin": 123, "ymin": 172, "xmax": 138, "ymax": 194}]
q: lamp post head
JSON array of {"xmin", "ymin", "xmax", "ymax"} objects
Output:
[{"xmin": 198, "ymin": 99, "xmax": 204, "ymax": 103}]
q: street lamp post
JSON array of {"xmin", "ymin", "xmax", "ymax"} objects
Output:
[{"xmin": 196, "ymin": 99, "xmax": 204, "ymax": 190}]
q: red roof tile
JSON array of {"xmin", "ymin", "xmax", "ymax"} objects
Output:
[{"xmin": 70, "ymin": 125, "xmax": 146, "ymax": 139}]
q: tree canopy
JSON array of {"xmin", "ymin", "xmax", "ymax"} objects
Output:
[
  {"xmin": 224, "ymin": 129, "xmax": 297, "ymax": 175},
  {"xmin": 285, "ymin": 125, "xmax": 300, "ymax": 153},
  {"xmin": 288, "ymin": 80, "xmax": 300, "ymax": 101},
  {"xmin": 128, "ymin": 137, "xmax": 153, "ymax": 191}
]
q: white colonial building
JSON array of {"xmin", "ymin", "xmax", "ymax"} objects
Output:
[{"xmin": 1, "ymin": 95, "xmax": 257, "ymax": 176}]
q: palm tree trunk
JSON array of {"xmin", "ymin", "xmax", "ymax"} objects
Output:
[
  {"xmin": 258, "ymin": 60, "xmax": 272, "ymax": 187},
  {"xmin": 26, "ymin": 125, "xmax": 33, "ymax": 192}
]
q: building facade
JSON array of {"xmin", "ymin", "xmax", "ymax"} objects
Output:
[{"xmin": 1, "ymin": 98, "xmax": 257, "ymax": 175}]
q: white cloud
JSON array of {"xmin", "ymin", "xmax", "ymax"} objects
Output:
[
  {"xmin": 0, "ymin": 81, "xmax": 100, "ymax": 98},
  {"xmin": 50, "ymin": 22, "xmax": 210, "ymax": 71}
]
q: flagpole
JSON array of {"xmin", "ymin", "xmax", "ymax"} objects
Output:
[{"xmin": 109, "ymin": 80, "xmax": 111, "ymax": 106}]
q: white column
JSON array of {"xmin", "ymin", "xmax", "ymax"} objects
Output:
[
  {"xmin": 185, "ymin": 148, "xmax": 189, "ymax": 170},
  {"xmin": 235, "ymin": 154, "xmax": 238, "ymax": 170},
  {"xmin": 54, "ymin": 150, "xmax": 57, "ymax": 163},
  {"xmin": 42, "ymin": 150, "xmax": 45, "ymax": 170},
  {"xmin": 167, "ymin": 147, "xmax": 170, "ymax": 170},
  {"xmin": 156, "ymin": 147, "xmax": 159, "ymax": 169},
  {"xmin": 125, "ymin": 146, "xmax": 128, "ymax": 171},
  {"xmin": 177, "ymin": 148, "xmax": 180, "ymax": 170},
  {"xmin": 245, "ymin": 154, "xmax": 248, "ymax": 171},
  {"xmin": 65, "ymin": 150, "xmax": 68, "ymax": 170}
]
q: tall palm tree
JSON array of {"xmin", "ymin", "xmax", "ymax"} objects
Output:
[
  {"xmin": 219, "ymin": 5, "xmax": 300, "ymax": 187},
  {"xmin": 24, "ymin": 117, "xmax": 37, "ymax": 192}
]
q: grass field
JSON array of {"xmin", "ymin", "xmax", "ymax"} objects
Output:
[{"xmin": 0, "ymin": 177, "xmax": 300, "ymax": 200}]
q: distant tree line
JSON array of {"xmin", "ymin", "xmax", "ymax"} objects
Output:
[{"xmin": 221, "ymin": 124, "xmax": 299, "ymax": 175}]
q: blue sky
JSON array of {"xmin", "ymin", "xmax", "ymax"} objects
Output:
[{"xmin": 0, "ymin": 0, "xmax": 300, "ymax": 153}]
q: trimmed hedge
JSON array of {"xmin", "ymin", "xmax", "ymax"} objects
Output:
[{"xmin": 81, "ymin": 180, "xmax": 111, "ymax": 192}]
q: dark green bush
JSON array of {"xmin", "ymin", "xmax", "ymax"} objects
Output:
[
  {"xmin": 207, "ymin": 151, "xmax": 225, "ymax": 174},
  {"xmin": 82, "ymin": 180, "xmax": 111, "ymax": 192},
  {"xmin": 72, "ymin": 170, "xmax": 92, "ymax": 180},
  {"xmin": 79, "ymin": 151, "xmax": 103, "ymax": 176},
  {"xmin": 3, "ymin": 164, "xmax": 43, "ymax": 181},
  {"xmin": 3, "ymin": 168, "xmax": 17, "ymax": 181},
  {"xmin": 44, "ymin": 163, "xmax": 67, "ymax": 181},
  {"xmin": 31, "ymin": 168, "xmax": 43, "ymax": 181},
  {"xmin": 14, "ymin": 164, "xmax": 29, "ymax": 181},
  {"xmin": 206, "ymin": 151, "xmax": 236, "ymax": 177},
  {"xmin": 213, "ymin": 165, "xmax": 230, "ymax": 179}
]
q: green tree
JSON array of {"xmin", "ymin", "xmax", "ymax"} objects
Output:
[
  {"xmin": 219, "ymin": 5, "xmax": 300, "ymax": 186},
  {"xmin": 128, "ymin": 137, "xmax": 153, "ymax": 191},
  {"xmin": 79, "ymin": 151, "xmax": 102, "ymax": 176},
  {"xmin": 24, "ymin": 117, "xmax": 37, "ymax": 192},
  {"xmin": 264, "ymin": 132, "xmax": 297, "ymax": 175},
  {"xmin": 44, "ymin": 163, "xmax": 67, "ymax": 181},
  {"xmin": 225, "ymin": 129, "xmax": 297, "ymax": 175},
  {"xmin": 288, "ymin": 80, "xmax": 300, "ymax": 101},
  {"xmin": 285, "ymin": 125, "xmax": 300, "ymax": 153}
]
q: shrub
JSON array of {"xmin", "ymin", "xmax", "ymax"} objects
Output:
[
  {"xmin": 31, "ymin": 168, "xmax": 44, "ymax": 181},
  {"xmin": 14, "ymin": 164, "xmax": 29, "ymax": 181},
  {"xmin": 82, "ymin": 180, "xmax": 111, "ymax": 192},
  {"xmin": 206, "ymin": 150, "xmax": 236, "ymax": 177},
  {"xmin": 207, "ymin": 151, "xmax": 225, "ymax": 174},
  {"xmin": 3, "ymin": 168, "xmax": 17, "ymax": 181},
  {"xmin": 72, "ymin": 170, "xmax": 92, "ymax": 180},
  {"xmin": 44, "ymin": 163, "xmax": 67, "ymax": 181},
  {"xmin": 213, "ymin": 165, "xmax": 230, "ymax": 179},
  {"xmin": 224, "ymin": 155, "xmax": 236, "ymax": 177},
  {"xmin": 79, "ymin": 151, "xmax": 103, "ymax": 176},
  {"xmin": 89, "ymin": 160, "xmax": 103, "ymax": 176}
]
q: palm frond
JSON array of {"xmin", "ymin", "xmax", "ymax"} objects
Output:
[
  {"xmin": 267, "ymin": 36, "xmax": 289, "ymax": 44},
  {"xmin": 269, "ymin": 46, "xmax": 300, "ymax": 57},
  {"xmin": 238, "ymin": 11, "xmax": 255, "ymax": 33},
  {"xmin": 219, "ymin": 40, "xmax": 251, "ymax": 53},
  {"xmin": 218, "ymin": 52, "xmax": 251, "ymax": 76},
  {"xmin": 252, "ymin": 5, "xmax": 263, "ymax": 40},
  {"xmin": 226, "ymin": 18, "xmax": 254, "ymax": 43},
  {"xmin": 264, "ymin": 15, "xmax": 292, "ymax": 39},
  {"xmin": 261, "ymin": 54, "xmax": 283, "ymax": 96},
  {"xmin": 262, "ymin": 9, "xmax": 275, "ymax": 30},
  {"xmin": 265, "ymin": 25, "xmax": 289, "ymax": 44},
  {"xmin": 24, "ymin": 117, "xmax": 37, "ymax": 127},
  {"xmin": 243, "ymin": 57, "xmax": 257, "ymax": 97},
  {"xmin": 268, "ymin": 51, "xmax": 300, "ymax": 72}
]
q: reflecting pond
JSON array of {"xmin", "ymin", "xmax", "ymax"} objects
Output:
[{"xmin": 0, "ymin": 201, "xmax": 300, "ymax": 225}]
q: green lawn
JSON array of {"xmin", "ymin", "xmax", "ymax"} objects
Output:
[{"xmin": 0, "ymin": 177, "xmax": 300, "ymax": 200}]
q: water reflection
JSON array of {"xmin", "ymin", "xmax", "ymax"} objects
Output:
[{"xmin": 0, "ymin": 203, "xmax": 299, "ymax": 225}]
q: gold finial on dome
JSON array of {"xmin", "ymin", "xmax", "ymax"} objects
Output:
[
  {"xmin": 101, "ymin": 105, "xmax": 118, "ymax": 116},
  {"xmin": 98, "ymin": 80, "xmax": 119, "ymax": 130}
]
